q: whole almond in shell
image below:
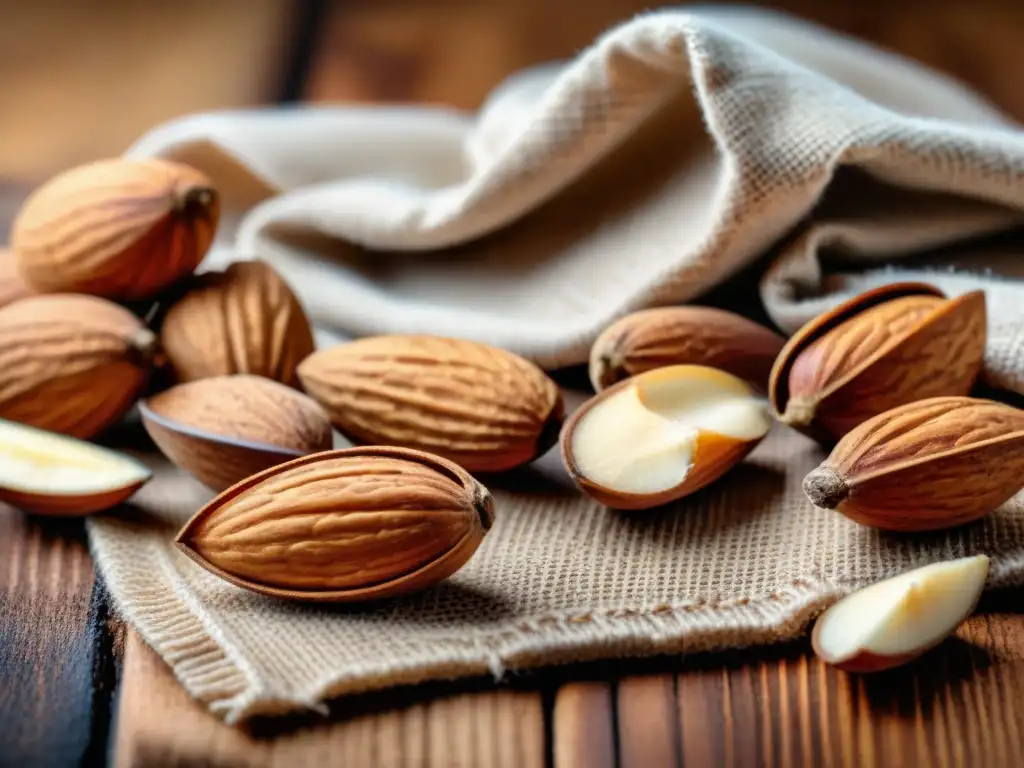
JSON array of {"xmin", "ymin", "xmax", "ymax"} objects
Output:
[
  {"xmin": 590, "ymin": 306, "xmax": 785, "ymax": 392},
  {"xmin": 0, "ymin": 247, "xmax": 34, "ymax": 309},
  {"xmin": 0, "ymin": 294, "xmax": 157, "ymax": 438},
  {"xmin": 298, "ymin": 335, "xmax": 564, "ymax": 472},
  {"xmin": 770, "ymin": 283, "xmax": 985, "ymax": 443},
  {"xmin": 11, "ymin": 158, "xmax": 218, "ymax": 301},
  {"xmin": 175, "ymin": 446, "xmax": 495, "ymax": 602},
  {"xmin": 160, "ymin": 261, "xmax": 314, "ymax": 387},
  {"xmin": 803, "ymin": 396, "xmax": 1024, "ymax": 532},
  {"xmin": 139, "ymin": 374, "xmax": 333, "ymax": 491}
]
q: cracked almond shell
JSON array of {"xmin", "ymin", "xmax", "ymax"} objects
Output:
[
  {"xmin": 11, "ymin": 158, "xmax": 218, "ymax": 301},
  {"xmin": 561, "ymin": 365, "xmax": 772, "ymax": 510},
  {"xmin": 0, "ymin": 418, "xmax": 151, "ymax": 516},
  {"xmin": 159, "ymin": 261, "xmax": 315, "ymax": 387},
  {"xmin": 0, "ymin": 294, "xmax": 156, "ymax": 438},
  {"xmin": 803, "ymin": 396, "xmax": 1024, "ymax": 532},
  {"xmin": 175, "ymin": 446, "xmax": 495, "ymax": 602},
  {"xmin": 139, "ymin": 374, "xmax": 333, "ymax": 491},
  {"xmin": 769, "ymin": 283, "xmax": 986, "ymax": 443},
  {"xmin": 297, "ymin": 335, "xmax": 564, "ymax": 472},
  {"xmin": 589, "ymin": 306, "xmax": 785, "ymax": 392}
]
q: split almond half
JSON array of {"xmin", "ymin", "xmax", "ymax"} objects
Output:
[
  {"xmin": 561, "ymin": 365, "xmax": 771, "ymax": 510},
  {"xmin": 812, "ymin": 555, "xmax": 989, "ymax": 672},
  {"xmin": 769, "ymin": 283, "xmax": 985, "ymax": 443},
  {"xmin": 0, "ymin": 418, "xmax": 151, "ymax": 515}
]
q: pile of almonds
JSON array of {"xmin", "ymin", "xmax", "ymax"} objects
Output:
[{"xmin": 1, "ymin": 157, "xmax": 1021, "ymax": 670}]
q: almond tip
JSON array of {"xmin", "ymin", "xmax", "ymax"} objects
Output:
[
  {"xmin": 804, "ymin": 466, "xmax": 848, "ymax": 509},
  {"xmin": 781, "ymin": 398, "xmax": 816, "ymax": 428},
  {"xmin": 473, "ymin": 484, "xmax": 495, "ymax": 532}
]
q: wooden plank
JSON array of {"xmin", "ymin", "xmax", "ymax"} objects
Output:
[
  {"xmin": 616, "ymin": 675, "xmax": 680, "ymax": 768},
  {"xmin": 0, "ymin": 510, "xmax": 104, "ymax": 767},
  {"xmin": 553, "ymin": 681, "xmax": 616, "ymax": 768},
  {"xmin": 113, "ymin": 630, "xmax": 547, "ymax": 768}
]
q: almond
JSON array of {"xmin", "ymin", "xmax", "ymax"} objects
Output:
[
  {"xmin": 139, "ymin": 374, "xmax": 333, "ymax": 491},
  {"xmin": 769, "ymin": 283, "xmax": 985, "ymax": 443},
  {"xmin": 590, "ymin": 306, "xmax": 785, "ymax": 392},
  {"xmin": 803, "ymin": 396, "xmax": 1024, "ymax": 531},
  {"xmin": 812, "ymin": 555, "xmax": 989, "ymax": 672},
  {"xmin": 561, "ymin": 365, "xmax": 771, "ymax": 510},
  {"xmin": 0, "ymin": 417, "xmax": 151, "ymax": 516},
  {"xmin": 159, "ymin": 261, "xmax": 314, "ymax": 387},
  {"xmin": 0, "ymin": 246, "xmax": 34, "ymax": 309},
  {"xmin": 11, "ymin": 158, "xmax": 218, "ymax": 301},
  {"xmin": 0, "ymin": 294, "xmax": 156, "ymax": 438},
  {"xmin": 297, "ymin": 335, "xmax": 564, "ymax": 472},
  {"xmin": 175, "ymin": 446, "xmax": 494, "ymax": 602}
]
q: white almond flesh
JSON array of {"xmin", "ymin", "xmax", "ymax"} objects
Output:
[
  {"xmin": 814, "ymin": 555, "xmax": 989, "ymax": 667},
  {"xmin": 570, "ymin": 366, "xmax": 771, "ymax": 496},
  {"xmin": 0, "ymin": 418, "xmax": 151, "ymax": 498}
]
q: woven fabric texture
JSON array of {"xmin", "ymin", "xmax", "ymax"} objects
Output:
[{"xmin": 89, "ymin": 7, "xmax": 1024, "ymax": 723}]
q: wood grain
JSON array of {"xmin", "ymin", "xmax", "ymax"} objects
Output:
[
  {"xmin": 113, "ymin": 630, "xmax": 547, "ymax": 768},
  {"xmin": 0, "ymin": 510, "xmax": 103, "ymax": 768},
  {"xmin": 553, "ymin": 682, "xmax": 617, "ymax": 768},
  {"xmin": 617, "ymin": 675, "xmax": 681, "ymax": 768}
]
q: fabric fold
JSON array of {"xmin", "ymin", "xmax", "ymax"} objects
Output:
[{"xmin": 89, "ymin": 6, "xmax": 1024, "ymax": 722}]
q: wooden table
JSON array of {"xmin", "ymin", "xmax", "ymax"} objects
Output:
[{"xmin": 5, "ymin": 508, "xmax": 1024, "ymax": 768}]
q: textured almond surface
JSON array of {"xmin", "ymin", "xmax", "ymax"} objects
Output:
[
  {"xmin": 781, "ymin": 291, "xmax": 985, "ymax": 438},
  {"xmin": 0, "ymin": 247, "xmax": 34, "ymax": 309},
  {"xmin": 298, "ymin": 335, "xmax": 564, "ymax": 472},
  {"xmin": 145, "ymin": 375, "xmax": 332, "ymax": 453},
  {"xmin": 160, "ymin": 261, "xmax": 314, "ymax": 387},
  {"xmin": 787, "ymin": 296, "xmax": 943, "ymax": 400},
  {"xmin": 808, "ymin": 397, "xmax": 1024, "ymax": 531},
  {"xmin": 141, "ymin": 375, "xmax": 333, "ymax": 491},
  {"xmin": 0, "ymin": 294, "xmax": 153, "ymax": 438},
  {"xmin": 178, "ymin": 449, "xmax": 493, "ymax": 598},
  {"xmin": 11, "ymin": 158, "xmax": 218, "ymax": 300},
  {"xmin": 589, "ymin": 306, "xmax": 785, "ymax": 391}
]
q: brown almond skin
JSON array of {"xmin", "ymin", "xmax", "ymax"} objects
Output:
[
  {"xmin": 770, "ymin": 283, "xmax": 986, "ymax": 443},
  {"xmin": 0, "ymin": 247, "xmax": 34, "ymax": 309},
  {"xmin": 11, "ymin": 158, "xmax": 218, "ymax": 301},
  {"xmin": 139, "ymin": 374, "xmax": 333, "ymax": 491},
  {"xmin": 160, "ymin": 261, "xmax": 315, "ymax": 387},
  {"xmin": 0, "ymin": 294, "xmax": 156, "ymax": 438},
  {"xmin": 560, "ymin": 371, "xmax": 766, "ymax": 510},
  {"xmin": 298, "ymin": 335, "xmax": 564, "ymax": 473},
  {"xmin": 803, "ymin": 396, "xmax": 1024, "ymax": 532},
  {"xmin": 590, "ymin": 306, "xmax": 785, "ymax": 392},
  {"xmin": 0, "ymin": 482, "xmax": 147, "ymax": 517},
  {"xmin": 175, "ymin": 446, "xmax": 495, "ymax": 602}
]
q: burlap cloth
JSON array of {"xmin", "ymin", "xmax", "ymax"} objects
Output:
[{"xmin": 89, "ymin": 7, "xmax": 1024, "ymax": 723}]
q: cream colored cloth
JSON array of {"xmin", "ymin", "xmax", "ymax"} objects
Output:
[{"xmin": 90, "ymin": 7, "xmax": 1024, "ymax": 723}]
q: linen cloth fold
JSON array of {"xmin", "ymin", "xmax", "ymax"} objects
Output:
[{"xmin": 89, "ymin": 6, "xmax": 1024, "ymax": 723}]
